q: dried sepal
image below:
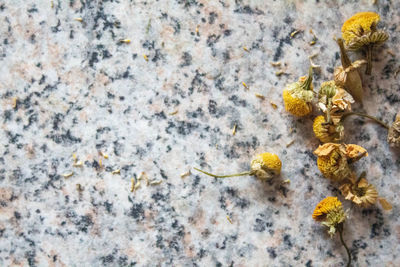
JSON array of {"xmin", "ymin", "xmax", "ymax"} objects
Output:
[{"xmin": 334, "ymin": 38, "xmax": 365, "ymax": 102}]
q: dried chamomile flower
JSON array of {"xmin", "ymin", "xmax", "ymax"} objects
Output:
[
  {"xmin": 312, "ymin": 197, "xmax": 351, "ymax": 266},
  {"xmin": 314, "ymin": 143, "xmax": 368, "ymax": 182},
  {"xmin": 342, "ymin": 12, "xmax": 389, "ymax": 74},
  {"xmin": 194, "ymin": 152, "xmax": 281, "ymax": 181},
  {"xmin": 388, "ymin": 112, "xmax": 400, "ymax": 148},
  {"xmin": 282, "ymin": 67, "xmax": 314, "ymax": 117},
  {"xmin": 339, "ymin": 172, "xmax": 392, "ymax": 210},
  {"xmin": 250, "ymin": 153, "xmax": 282, "ymax": 180},
  {"xmin": 313, "ymin": 115, "xmax": 344, "ymax": 143},
  {"xmin": 334, "ymin": 38, "xmax": 366, "ymax": 102},
  {"xmin": 318, "ymin": 81, "xmax": 354, "ymax": 125}
]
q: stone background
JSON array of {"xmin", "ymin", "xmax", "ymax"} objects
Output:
[{"xmin": 0, "ymin": 0, "xmax": 399, "ymax": 266}]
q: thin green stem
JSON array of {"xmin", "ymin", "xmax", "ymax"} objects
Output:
[
  {"xmin": 341, "ymin": 112, "xmax": 389, "ymax": 129},
  {"xmin": 193, "ymin": 167, "xmax": 252, "ymax": 178},
  {"xmin": 338, "ymin": 226, "xmax": 351, "ymax": 267}
]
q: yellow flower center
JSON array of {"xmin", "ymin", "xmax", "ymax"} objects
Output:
[
  {"xmin": 312, "ymin": 196, "xmax": 342, "ymax": 221},
  {"xmin": 342, "ymin": 12, "xmax": 380, "ymax": 44},
  {"xmin": 282, "ymin": 89, "xmax": 312, "ymax": 117}
]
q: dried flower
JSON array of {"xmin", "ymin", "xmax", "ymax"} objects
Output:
[
  {"xmin": 388, "ymin": 112, "xmax": 400, "ymax": 148},
  {"xmin": 318, "ymin": 81, "xmax": 354, "ymax": 125},
  {"xmin": 312, "ymin": 196, "xmax": 343, "ymax": 221},
  {"xmin": 282, "ymin": 67, "xmax": 314, "ymax": 117},
  {"xmin": 313, "ymin": 197, "xmax": 351, "ymax": 266},
  {"xmin": 250, "ymin": 152, "xmax": 282, "ymax": 180},
  {"xmin": 194, "ymin": 152, "xmax": 281, "ymax": 180},
  {"xmin": 339, "ymin": 172, "xmax": 392, "ymax": 210},
  {"xmin": 313, "ymin": 115, "xmax": 344, "ymax": 143},
  {"xmin": 342, "ymin": 12, "xmax": 389, "ymax": 74},
  {"xmin": 334, "ymin": 38, "xmax": 366, "ymax": 102},
  {"xmin": 314, "ymin": 143, "xmax": 368, "ymax": 182}
]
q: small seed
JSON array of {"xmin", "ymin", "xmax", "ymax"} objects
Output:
[
  {"xmin": 180, "ymin": 171, "xmax": 191, "ymax": 178},
  {"xmin": 232, "ymin": 124, "xmax": 237, "ymax": 136},
  {"xmin": 255, "ymin": 93, "xmax": 265, "ymax": 100},
  {"xmin": 290, "ymin": 30, "xmax": 301, "ymax": 38},
  {"xmin": 63, "ymin": 172, "xmax": 74, "ymax": 178},
  {"xmin": 112, "ymin": 169, "xmax": 120, "ymax": 175}
]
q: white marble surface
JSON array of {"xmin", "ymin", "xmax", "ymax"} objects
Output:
[{"xmin": 0, "ymin": 0, "xmax": 399, "ymax": 266}]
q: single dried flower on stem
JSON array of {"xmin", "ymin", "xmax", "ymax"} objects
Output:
[
  {"xmin": 342, "ymin": 12, "xmax": 389, "ymax": 75},
  {"xmin": 194, "ymin": 152, "xmax": 282, "ymax": 181},
  {"xmin": 334, "ymin": 38, "xmax": 366, "ymax": 102},
  {"xmin": 312, "ymin": 197, "xmax": 351, "ymax": 267}
]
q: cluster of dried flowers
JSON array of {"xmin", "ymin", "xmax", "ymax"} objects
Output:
[
  {"xmin": 193, "ymin": 11, "xmax": 398, "ymax": 267},
  {"xmin": 283, "ymin": 12, "xmax": 397, "ymax": 266}
]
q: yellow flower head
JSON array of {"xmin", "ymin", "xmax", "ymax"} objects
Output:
[
  {"xmin": 313, "ymin": 115, "xmax": 343, "ymax": 143},
  {"xmin": 250, "ymin": 152, "xmax": 282, "ymax": 180},
  {"xmin": 283, "ymin": 89, "xmax": 312, "ymax": 117},
  {"xmin": 313, "ymin": 197, "xmax": 347, "ymax": 236},
  {"xmin": 282, "ymin": 68, "xmax": 314, "ymax": 117},
  {"xmin": 314, "ymin": 143, "xmax": 368, "ymax": 182},
  {"xmin": 388, "ymin": 112, "xmax": 400, "ymax": 148},
  {"xmin": 342, "ymin": 12, "xmax": 380, "ymax": 44},
  {"xmin": 312, "ymin": 196, "xmax": 342, "ymax": 221}
]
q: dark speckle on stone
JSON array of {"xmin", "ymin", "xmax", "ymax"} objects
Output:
[{"xmin": 180, "ymin": 52, "xmax": 192, "ymax": 67}]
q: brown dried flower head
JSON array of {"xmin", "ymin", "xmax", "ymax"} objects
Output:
[
  {"xmin": 318, "ymin": 81, "xmax": 354, "ymax": 125},
  {"xmin": 388, "ymin": 112, "xmax": 400, "ymax": 148},
  {"xmin": 340, "ymin": 172, "xmax": 392, "ymax": 210},
  {"xmin": 314, "ymin": 143, "xmax": 368, "ymax": 182}
]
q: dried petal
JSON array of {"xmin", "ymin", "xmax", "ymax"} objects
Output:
[{"xmin": 378, "ymin": 198, "xmax": 392, "ymax": 211}]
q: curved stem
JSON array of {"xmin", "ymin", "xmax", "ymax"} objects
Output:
[
  {"xmin": 193, "ymin": 167, "xmax": 252, "ymax": 178},
  {"xmin": 366, "ymin": 45, "xmax": 372, "ymax": 75},
  {"xmin": 341, "ymin": 112, "xmax": 389, "ymax": 129},
  {"xmin": 338, "ymin": 226, "xmax": 351, "ymax": 267}
]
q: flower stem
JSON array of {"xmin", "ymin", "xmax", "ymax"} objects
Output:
[
  {"xmin": 193, "ymin": 167, "xmax": 252, "ymax": 178},
  {"xmin": 337, "ymin": 38, "xmax": 351, "ymax": 68},
  {"xmin": 341, "ymin": 112, "xmax": 389, "ymax": 129},
  {"xmin": 338, "ymin": 226, "xmax": 351, "ymax": 267},
  {"xmin": 366, "ymin": 45, "xmax": 372, "ymax": 75},
  {"xmin": 301, "ymin": 66, "xmax": 313, "ymax": 91}
]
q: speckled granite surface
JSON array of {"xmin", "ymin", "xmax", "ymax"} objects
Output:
[{"xmin": 1, "ymin": 0, "xmax": 400, "ymax": 266}]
